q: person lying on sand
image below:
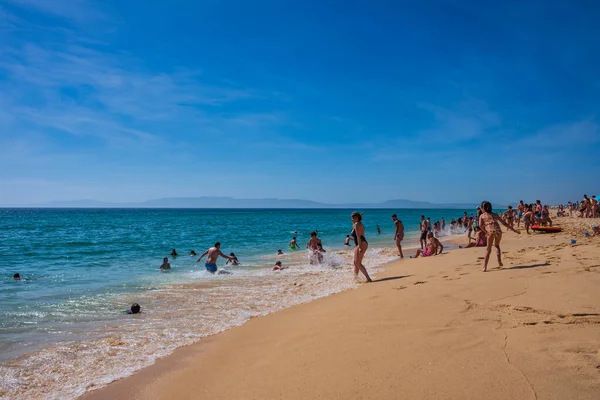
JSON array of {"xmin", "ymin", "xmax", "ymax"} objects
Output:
[{"xmin": 411, "ymin": 232, "xmax": 443, "ymax": 258}]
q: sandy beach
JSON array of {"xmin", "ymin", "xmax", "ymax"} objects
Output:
[{"xmin": 82, "ymin": 215, "xmax": 600, "ymax": 400}]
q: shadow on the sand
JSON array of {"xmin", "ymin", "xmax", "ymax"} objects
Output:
[
  {"xmin": 374, "ymin": 275, "xmax": 412, "ymax": 282},
  {"xmin": 492, "ymin": 263, "xmax": 550, "ymax": 271}
]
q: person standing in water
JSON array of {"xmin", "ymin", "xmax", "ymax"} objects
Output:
[
  {"xmin": 289, "ymin": 237, "xmax": 300, "ymax": 250},
  {"xmin": 479, "ymin": 201, "xmax": 520, "ymax": 272},
  {"xmin": 351, "ymin": 212, "xmax": 372, "ymax": 282},
  {"xmin": 308, "ymin": 231, "xmax": 324, "ymax": 264},
  {"xmin": 160, "ymin": 257, "xmax": 171, "ymax": 270},
  {"xmin": 391, "ymin": 214, "xmax": 404, "ymax": 258},
  {"xmin": 196, "ymin": 242, "xmax": 235, "ymax": 273}
]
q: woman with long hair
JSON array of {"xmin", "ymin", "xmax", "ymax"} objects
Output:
[
  {"xmin": 478, "ymin": 201, "xmax": 520, "ymax": 272},
  {"xmin": 350, "ymin": 211, "xmax": 372, "ymax": 282}
]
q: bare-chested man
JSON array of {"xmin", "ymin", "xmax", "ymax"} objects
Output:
[
  {"xmin": 196, "ymin": 242, "xmax": 234, "ymax": 273},
  {"xmin": 391, "ymin": 214, "xmax": 404, "ymax": 258},
  {"xmin": 517, "ymin": 200, "xmax": 525, "ymax": 227}
]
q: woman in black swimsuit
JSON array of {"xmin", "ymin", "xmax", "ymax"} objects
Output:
[{"xmin": 351, "ymin": 211, "xmax": 372, "ymax": 282}]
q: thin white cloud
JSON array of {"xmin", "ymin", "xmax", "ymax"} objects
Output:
[
  {"xmin": 417, "ymin": 99, "xmax": 501, "ymax": 141},
  {"xmin": 518, "ymin": 119, "xmax": 599, "ymax": 148},
  {"xmin": 3, "ymin": 0, "xmax": 107, "ymax": 24}
]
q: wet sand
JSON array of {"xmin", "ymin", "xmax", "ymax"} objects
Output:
[{"xmin": 82, "ymin": 216, "xmax": 600, "ymax": 400}]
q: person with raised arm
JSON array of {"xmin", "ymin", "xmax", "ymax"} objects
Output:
[
  {"xmin": 479, "ymin": 201, "xmax": 520, "ymax": 272},
  {"xmin": 196, "ymin": 242, "xmax": 234, "ymax": 274}
]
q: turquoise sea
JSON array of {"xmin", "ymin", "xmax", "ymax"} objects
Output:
[{"xmin": 0, "ymin": 208, "xmax": 474, "ymax": 399}]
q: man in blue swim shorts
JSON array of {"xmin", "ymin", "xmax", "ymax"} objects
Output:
[{"xmin": 196, "ymin": 242, "xmax": 235, "ymax": 274}]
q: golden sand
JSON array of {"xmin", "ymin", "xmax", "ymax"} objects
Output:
[{"xmin": 82, "ymin": 216, "xmax": 600, "ymax": 400}]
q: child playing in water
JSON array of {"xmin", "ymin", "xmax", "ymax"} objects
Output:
[
  {"xmin": 273, "ymin": 261, "xmax": 287, "ymax": 271},
  {"xmin": 479, "ymin": 201, "xmax": 520, "ymax": 272},
  {"xmin": 225, "ymin": 253, "xmax": 240, "ymax": 266}
]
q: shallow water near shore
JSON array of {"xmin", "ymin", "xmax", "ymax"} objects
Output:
[{"xmin": 0, "ymin": 208, "xmax": 473, "ymax": 399}]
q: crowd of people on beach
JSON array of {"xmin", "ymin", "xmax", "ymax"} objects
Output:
[{"xmin": 147, "ymin": 195, "xmax": 598, "ymax": 280}]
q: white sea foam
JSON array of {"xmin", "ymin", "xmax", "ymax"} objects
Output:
[{"xmin": 0, "ymin": 244, "xmax": 401, "ymax": 400}]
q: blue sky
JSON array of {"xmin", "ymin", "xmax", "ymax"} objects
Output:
[{"xmin": 1, "ymin": 0, "xmax": 599, "ymax": 206}]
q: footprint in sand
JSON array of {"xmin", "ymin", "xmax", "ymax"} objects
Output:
[
  {"xmin": 459, "ymin": 272, "xmax": 470, "ymax": 276},
  {"xmin": 442, "ymin": 275, "xmax": 449, "ymax": 278},
  {"xmin": 414, "ymin": 281, "xmax": 427, "ymax": 285},
  {"xmin": 393, "ymin": 286, "xmax": 407, "ymax": 290}
]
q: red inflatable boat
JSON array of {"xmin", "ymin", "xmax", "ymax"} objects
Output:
[{"xmin": 531, "ymin": 225, "xmax": 562, "ymax": 233}]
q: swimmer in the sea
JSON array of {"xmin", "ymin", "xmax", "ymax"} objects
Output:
[
  {"xmin": 126, "ymin": 303, "xmax": 141, "ymax": 314},
  {"xmin": 277, "ymin": 249, "xmax": 284, "ymax": 255},
  {"xmin": 160, "ymin": 257, "xmax": 171, "ymax": 270},
  {"xmin": 13, "ymin": 273, "xmax": 21, "ymax": 280},
  {"xmin": 189, "ymin": 250, "xmax": 197, "ymax": 256},
  {"xmin": 273, "ymin": 261, "xmax": 287, "ymax": 271},
  {"xmin": 225, "ymin": 252, "xmax": 240, "ymax": 266},
  {"xmin": 170, "ymin": 249, "xmax": 178, "ymax": 257},
  {"xmin": 376, "ymin": 225, "xmax": 381, "ymax": 235},
  {"xmin": 197, "ymin": 242, "xmax": 235, "ymax": 274}
]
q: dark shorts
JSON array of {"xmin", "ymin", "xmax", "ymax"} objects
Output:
[
  {"xmin": 205, "ymin": 263, "xmax": 217, "ymax": 273},
  {"xmin": 420, "ymin": 231, "xmax": 427, "ymax": 240}
]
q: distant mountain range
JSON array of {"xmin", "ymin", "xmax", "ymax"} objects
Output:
[{"xmin": 11, "ymin": 196, "xmax": 480, "ymax": 209}]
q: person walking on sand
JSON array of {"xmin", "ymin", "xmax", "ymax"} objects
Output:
[
  {"xmin": 351, "ymin": 212, "xmax": 372, "ymax": 282},
  {"xmin": 391, "ymin": 214, "xmax": 404, "ymax": 258},
  {"xmin": 479, "ymin": 201, "xmax": 520, "ymax": 272},
  {"xmin": 196, "ymin": 242, "xmax": 235, "ymax": 273}
]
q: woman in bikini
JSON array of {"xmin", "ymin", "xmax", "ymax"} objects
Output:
[
  {"xmin": 479, "ymin": 201, "xmax": 520, "ymax": 272},
  {"xmin": 350, "ymin": 211, "xmax": 372, "ymax": 282}
]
